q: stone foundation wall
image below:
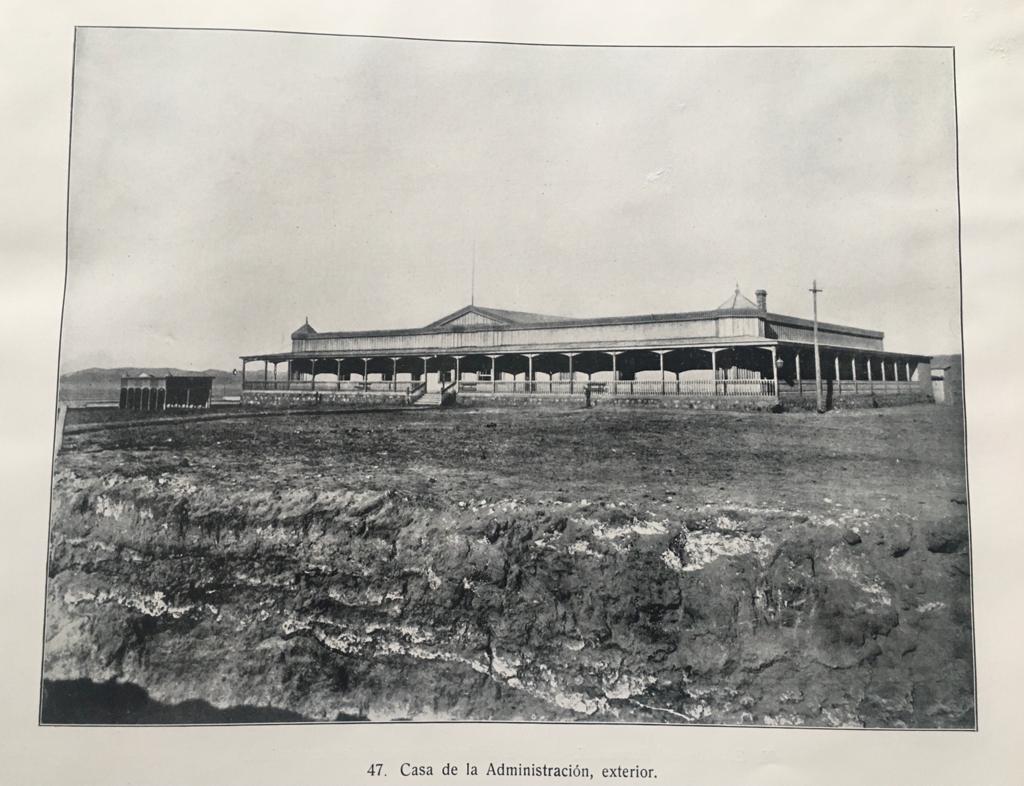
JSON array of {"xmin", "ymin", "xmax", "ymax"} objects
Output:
[
  {"xmin": 242, "ymin": 391, "xmax": 409, "ymax": 409},
  {"xmin": 244, "ymin": 389, "xmax": 933, "ymax": 412},
  {"xmin": 456, "ymin": 393, "xmax": 778, "ymax": 411},
  {"xmin": 455, "ymin": 394, "xmax": 581, "ymax": 408},
  {"xmin": 597, "ymin": 396, "xmax": 778, "ymax": 411},
  {"xmin": 780, "ymin": 390, "xmax": 934, "ymax": 410}
]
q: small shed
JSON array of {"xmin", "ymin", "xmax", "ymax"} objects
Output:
[
  {"xmin": 929, "ymin": 354, "xmax": 963, "ymax": 406},
  {"xmin": 119, "ymin": 374, "xmax": 214, "ymax": 411}
]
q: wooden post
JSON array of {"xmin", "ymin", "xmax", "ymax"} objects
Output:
[
  {"xmin": 568, "ymin": 353, "xmax": 574, "ymax": 394},
  {"xmin": 867, "ymin": 356, "xmax": 873, "ymax": 393},
  {"xmin": 711, "ymin": 349, "xmax": 719, "ymax": 396},
  {"xmin": 810, "ymin": 279, "xmax": 824, "ymax": 412},
  {"xmin": 491, "ymin": 355, "xmax": 497, "ymax": 393},
  {"xmin": 527, "ymin": 354, "xmax": 534, "ymax": 393},
  {"xmin": 263, "ymin": 360, "xmax": 268, "ymax": 386},
  {"xmin": 241, "ymin": 360, "xmax": 246, "ymax": 390},
  {"xmin": 771, "ymin": 346, "xmax": 778, "ymax": 397},
  {"xmin": 610, "ymin": 352, "xmax": 618, "ymax": 395},
  {"xmin": 310, "ymin": 358, "xmax": 317, "ymax": 390},
  {"xmin": 455, "ymin": 356, "xmax": 461, "ymax": 389},
  {"xmin": 795, "ymin": 352, "xmax": 802, "ymax": 395},
  {"xmin": 392, "ymin": 358, "xmax": 399, "ymax": 390},
  {"xmin": 659, "ymin": 351, "xmax": 666, "ymax": 395}
]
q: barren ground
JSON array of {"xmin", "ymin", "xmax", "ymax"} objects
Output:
[{"xmin": 42, "ymin": 403, "xmax": 973, "ymax": 727}]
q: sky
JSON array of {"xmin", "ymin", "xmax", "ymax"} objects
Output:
[{"xmin": 62, "ymin": 29, "xmax": 961, "ymax": 372}]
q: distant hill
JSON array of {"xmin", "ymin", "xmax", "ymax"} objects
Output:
[{"xmin": 59, "ymin": 367, "xmax": 240, "ymax": 404}]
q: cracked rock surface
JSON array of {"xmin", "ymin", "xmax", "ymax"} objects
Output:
[{"xmin": 43, "ymin": 405, "xmax": 973, "ymax": 727}]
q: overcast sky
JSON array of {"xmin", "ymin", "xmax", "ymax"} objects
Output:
[{"xmin": 62, "ymin": 29, "xmax": 960, "ymax": 372}]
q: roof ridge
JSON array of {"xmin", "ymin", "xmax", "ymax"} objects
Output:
[
  {"xmin": 423, "ymin": 304, "xmax": 574, "ymax": 328},
  {"xmin": 474, "ymin": 305, "xmax": 574, "ymax": 323}
]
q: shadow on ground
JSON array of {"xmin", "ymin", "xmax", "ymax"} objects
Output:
[{"xmin": 41, "ymin": 678, "xmax": 367, "ymax": 724}]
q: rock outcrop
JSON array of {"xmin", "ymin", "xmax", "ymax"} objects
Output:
[{"xmin": 43, "ymin": 454, "xmax": 974, "ymax": 727}]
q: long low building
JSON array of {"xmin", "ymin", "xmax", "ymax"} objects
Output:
[
  {"xmin": 239, "ymin": 288, "xmax": 931, "ymax": 404},
  {"xmin": 120, "ymin": 373, "xmax": 214, "ymax": 411}
]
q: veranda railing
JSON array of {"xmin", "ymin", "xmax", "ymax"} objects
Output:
[
  {"xmin": 243, "ymin": 379, "xmax": 415, "ymax": 393},
  {"xmin": 454, "ymin": 378, "xmax": 777, "ymax": 397}
]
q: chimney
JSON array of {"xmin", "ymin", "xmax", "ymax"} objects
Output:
[{"xmin": 755, "ymin": 289, "xmax": 767, "ymax": 312}]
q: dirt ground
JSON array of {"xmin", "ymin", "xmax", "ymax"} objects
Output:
[{"xmin": 42, "ymin": 403, "xmax": 974, "ymax": 726}]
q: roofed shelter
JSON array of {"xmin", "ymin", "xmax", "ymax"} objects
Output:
[{"xmin": 120, "ymin": 374, "xmax": 214, "ymax": 411}]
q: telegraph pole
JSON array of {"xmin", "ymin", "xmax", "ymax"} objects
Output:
[{"xmin": 810, "ymin": 279, "xmax": 824, "ymax": 413}]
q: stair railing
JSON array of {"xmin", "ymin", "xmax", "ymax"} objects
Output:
[
  {"xmin": 440, "ymin": 380, "xmax": 458, "ymax": 407},
  {"xmin": 408, "ymin": 380, "xmax": 427, "ymax": 404}
]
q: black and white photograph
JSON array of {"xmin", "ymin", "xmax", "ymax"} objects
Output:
[{"xmin": 40, "ymin": 28, "xmax": 973, "ymax": 729}]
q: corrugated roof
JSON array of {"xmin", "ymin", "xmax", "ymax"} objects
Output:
[
  {"xmin": 279, "ymin": 306, "xmax": 884, "ymax": 342},
  {"xmin": 425, "ymin": 305, "xmax": 575, "ymax": 328},
  {"xmin": 470, "ymin": 305, "xmax": 576, "ymax": 324}
]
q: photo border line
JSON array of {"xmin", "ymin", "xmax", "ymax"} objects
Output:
[{"xmin": 39, "ymin": 26, "xmax": 974, "ymax": 733}]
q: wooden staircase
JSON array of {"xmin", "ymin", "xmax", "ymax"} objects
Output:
[
  {"xmin": 407, "ymin": 380, "xmax": 455, "ymax": 408},
  {"xmin": 413, "ymin": 391, "xmax": 443, "ymax": 407}
]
